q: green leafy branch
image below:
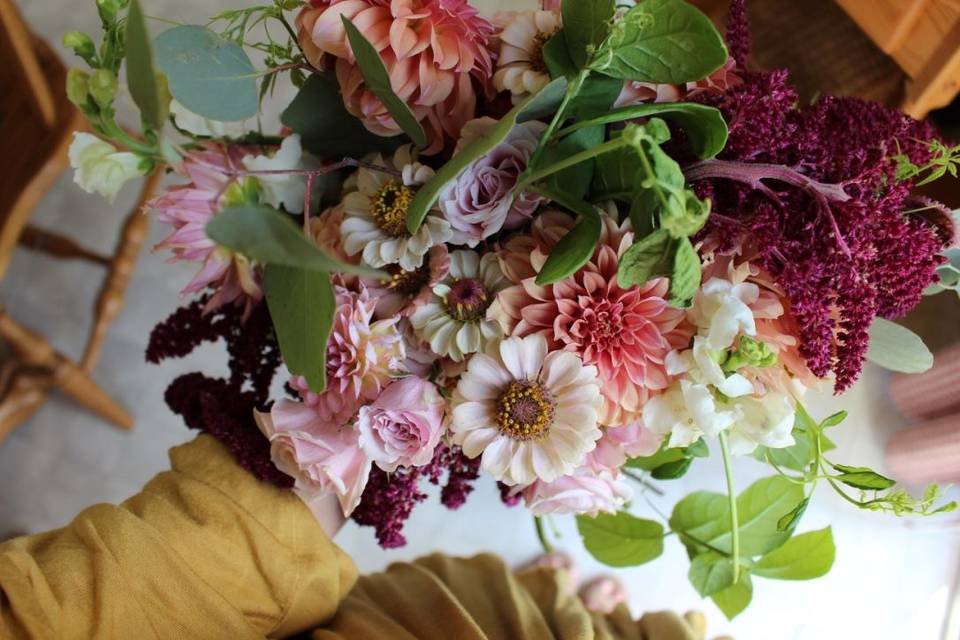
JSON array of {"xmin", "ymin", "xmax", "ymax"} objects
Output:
[{"xmin": 894, "ymin": 138, "xmax": 960, "ymax": 186}]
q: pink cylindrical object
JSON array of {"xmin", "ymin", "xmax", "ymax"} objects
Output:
[
  {"xmin": 886, "ymin": 414, "xmax": 960, "ymax": 485},
  {"xmin": 889, "ymin": 343, "xmax": 960, "ymax": 421}
]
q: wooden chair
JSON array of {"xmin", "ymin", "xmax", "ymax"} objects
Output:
[{"xmin": 0, "ymin": 0, "xmax": 159, "ymax": 443}]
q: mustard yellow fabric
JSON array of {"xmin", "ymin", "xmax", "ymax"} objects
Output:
[{"xmin": 0, "ymin": 435, "xmax": 709, "ymax": 640}]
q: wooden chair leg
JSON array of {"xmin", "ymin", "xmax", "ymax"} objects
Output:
[
  {"xmin": 81, "ymin": 171, "xmax": 160, "ymax": 372},
  {"xmin": 0, "ymin": 311, "xmax": 132, "ymax": 430},
  {"xmin": 19, "ymin": 225, "xmax": 111, "ymax": 265},
  {"xmin": 0, "ymin": 363, "xmax": 48, "ymax": 442}
]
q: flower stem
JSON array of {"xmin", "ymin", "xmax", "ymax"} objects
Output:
[
  {"xmin": 515, "ymin": 137, "xmax": 628, "ymax": 194},
  {"xmin": 534, "ymin": 516, "xmax": 554, "ymax": 554},
  {"xmin": 528, "ymin": 68, "xmax": 589, "ymax": 170},
  {"xmin": 718, "ymin": 430, "xmax": 740, "ymax": 583}
]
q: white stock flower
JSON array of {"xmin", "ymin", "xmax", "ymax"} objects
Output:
[
  {"xmin": 242, "ymin": 134, "xmax": 310, "ymax": 214},
  {"xmin": 68, "ymin": 132, "xmax": 143, "ymax": 203}
]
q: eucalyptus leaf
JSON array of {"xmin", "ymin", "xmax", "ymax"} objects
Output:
[
  {"xmin": 536, "ymin": 202, "xmax": 602, "ymax": 286},
  {"xmin": 282, "ymin": 72, "xmax": 401, "ymax": 158},
  {"xmin": 263, "ymin": 265, "xmax": 334, "ymax": 393},
  {"xmin": 668, "ymin": 236, "xmax": 701, "ymax": 307},
  {"xmin": 753, "ymin": 527, "xmax": 835, "ymax": 580},
  {"xmin": 562, "ymin": 0, "xmax": 615, "ymax": 68},
  {"xmin": 577, "ymin": 512, "xmax": 664, "ymax": 567},
  {"xmin": 592, "ymin": 0, "xmax": 727, "ymax": 84},
  {"xmin": 125, "ymin": 0, "xmax": 163, "ymax": 129},
  {"xmin": 711, "ymin": 573, "xmax": 753, "ymax": 620},
  {"xmin": 564, "ymin": 102, "xmax": 728, "ymax": 159},
  {"xmin": 341, "ymin": 17, "xmax": 427, "ymax": 148},
  {"xmin": 154, "ymin": 25, "xmax": 258, "ymax": 121},
  {"xmin": 866, "ymin": 317, "xmax": 934, "ymax": 373},
  {"xmin": 206, "ymin": 205, "xmax": 382, "ymax": 277},
  {"xmin": 405, "ymin": 78, "xmax": 568, "ymax": 233},
  {"xmin": 617, "ymin": 228, "xmax": 673, "ymax": 288},
  {"xmin": 689, "ymin": 552, "xmax": 737, "ymax": 597}
]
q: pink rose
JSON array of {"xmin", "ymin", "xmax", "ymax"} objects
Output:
[
  {"xmin": 255, "ymin": 400, "xmax": 372, "ymax": 517},
  {"xmin": 579, "ymin": 576, "xmax": 628, "ymax": 614},
  {"xmin": 522, "ymin": 467, "xmax": 632, "ymax": 517},
  {"xmin": 357, "ymin": 376, "xmax": 446, "ymax": 472},
  {"xmin": 440, "ymin": 118, "xmax": 546, "ymax": 247},
  {"xmin": 586, "ymin": 421, "xmax": 661, "ymax": 472}
]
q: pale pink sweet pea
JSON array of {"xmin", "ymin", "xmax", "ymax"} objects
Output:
[
  {"xmin": 522, "ymin": 467, "xmax": 632, "ymax": 517},
  {"xmin": 255, "ymin": 400, "xmax": 372, "ymax": 517},
  {"xmin": 357, "ymin": 376, "xmax": 446, "ymax": 471}
]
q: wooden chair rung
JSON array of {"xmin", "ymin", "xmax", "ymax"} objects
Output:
[{"xmin": 19, "ymin": 225, "xmax": 112, "ymax": 266}]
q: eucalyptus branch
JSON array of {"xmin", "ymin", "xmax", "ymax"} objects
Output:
[{"xmin": 718, "ymin": 430, "xmax": 741, "ymax": 583}]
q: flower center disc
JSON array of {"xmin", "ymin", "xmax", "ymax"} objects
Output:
[
  {"xmin": 445, "ymin": 278, "xmax": 491, "ymax": 321},
  {"xmin": 371, "ymin": 180, "xmax": 414, "ymax": 237},
  {"xmin": 495, "ymin": 380, "xmax": 554, "ymax": 441},
  {"xmin": 386, "ymin": 263, "xmax": 430, "ymax": 297},
  {"xmin": 529, "ymin": 31, "xmax": 556, "ymax": 73}
]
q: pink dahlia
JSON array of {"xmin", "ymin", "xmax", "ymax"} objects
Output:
[
  {"xmin": 150, "ymin": 144, "xmax": 262, "ymax": 316},
  {"xmin": 493, "ymin": 215, "xmax": 692, "ymax": 426},
  {"xmin": 296, "ymin": 0, "xmax": 495, "ymax": 153},
  {"xmin": 290, "ymin": 280, "xmax": 406, "ymax": 427}
]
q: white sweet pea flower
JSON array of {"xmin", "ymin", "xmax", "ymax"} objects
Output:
[
  {"xmin": 725, "ymin": 392, "xmax": 796, "ymax": 455},
  {"xmin": 242, "ymin": 134, "xmax": 310, "ymax": 214},
  {"xmin": 170, "ymin": 99, "xmax": 249, "ymax": 138},
  {"xmin": 68, "ymin": 132, "xmax": 144, "ymax": 203},
  {"xmin": 689, "ymin": 278, "xmax": 759, "ymax": 350}
]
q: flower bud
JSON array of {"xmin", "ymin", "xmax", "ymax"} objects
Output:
[
  {"xmin": 96, "ymin": 0, "xmax": 127, "ymax": 25},
  {"xmin": 63, "ymin": 31, "xmax": 97, "ymax": 65},
  {"xmin": 65, "ymin": 69, "xmax": 91, "ymax": 109},
  {"xmin": 723, "ymin": 335, "xmax": 778, "ymax": 372},
  {"xmin": 88, "ymin": 69, "xmax": 118, "ymax": 109}
]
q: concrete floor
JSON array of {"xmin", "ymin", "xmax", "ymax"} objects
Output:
[{"xmin": 3, "ymin": 1, "xmax": 959, "ymax": 638}]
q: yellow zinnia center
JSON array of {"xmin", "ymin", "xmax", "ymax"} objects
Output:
[
  {"xmin": 371, "ymin": 180, "xmax": 414, "ymax": 237},
  {"xmin": 496, "ymin": 380, "xmax": 554, "ymax": 441}
]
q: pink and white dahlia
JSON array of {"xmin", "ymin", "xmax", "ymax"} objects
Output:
[
  {"xmin": 357, "ymin": 376, "xmax": 446, "ymax": 471},
  {"xmin": 492, "ymin": 10, "xmax": 561, "ymax": 101},
  {"xmin": 291, "ymin": 281, "xmax": 406, "ymax": 428},
  {"xmin": 494, "ymin": 215, "xmax": 692, "ymax": 426},
  {"xmin": 150, "ymin": 144, "xmax": 262, "ymax": 316},
  {"xmin": 450, "ymin": 334, "xmax": 602, "ymax": 485},
  {"xmin": 522, "ymin": 466, "xmax": 632, "ymax": 517},
  {"xmin": 363, "ymin": 245, "xmax": 450, "ymax": 318},
  {"xmin": 440, "ymin": 117, "xmax": 546, "ymax": 247},
  {"xmin": 296, "ymin": 0, "xmax": 495, "ymax": 153},
  {"xmin": 255, "ymin": 401, "xmax": 372, "ymax": 517}
]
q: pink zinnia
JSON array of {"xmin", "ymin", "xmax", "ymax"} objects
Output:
[
  {"xmin": 493, "ymin": 215, "xmax": 692, "ymax": 426},
  {"xmin": 150, "ymin": 144, "xmax": 262, "ymax": 316},
  {"xmin": 297, "ymin": 0, "xmax": 494, "ymax": 153},
  {"xmin": 290, "ymin": 280, "xmax": 406, "ymax": 428}
]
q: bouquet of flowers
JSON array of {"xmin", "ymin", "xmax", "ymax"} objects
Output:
[{"xmin": 65, "ymin": 0, "xmax": 959, "ymax": 618}]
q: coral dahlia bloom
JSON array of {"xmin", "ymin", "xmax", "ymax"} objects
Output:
[
  {"xmin": 291, "ymin": 281, "xmax": 406, "ymax": 428},
  {"xmin": 451, "ymin": 334, "xmax": 602, "ymax": 485},
  {"xmin": 296, "ymin": 0, "xmax": 494, "ymax": 153},
  {"xmin": 494, "ymin": 215, "xmax": 691, "ymax": 426},
  {"xmin": 150, "ymin": 144, "xmax": 262, "ymax": 316}
]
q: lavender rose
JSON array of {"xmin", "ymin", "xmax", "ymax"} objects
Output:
[
  {"xmin": 357, "ymin": 376, "xmax": 445, "ymax": 472},
  {"xmin": 440, "ymin": 117, "xmax": 547, "ymax": 247}
]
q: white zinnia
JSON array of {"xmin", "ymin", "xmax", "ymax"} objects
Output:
[
  {"xmin": 242, "ymin": 134, "xmax": 311, "ymax": 214},
  {"xmin": 493, "ymin": 10, "xmax": 562, "ymax": 100},
  {"xmin": 410, "ymin": 250, "xmax": 508, "ymax": 361},
  {"xmin": 341, "ymin": 146, "xmax": 452, "ymax": 271},
  {"xmin": 68, "ymin": 132, "xmax": 143, "ymax": 203},
  {"xmin": 451, "ymin": 334, "xmax": 603, "ymax": 485}
]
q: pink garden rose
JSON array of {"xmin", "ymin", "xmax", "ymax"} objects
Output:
[
  {"xmin": 587, "ymin": 421, "xmax": 661, "ymax": 472},
  {"xmin": 440, "ymin": 118, "xmax": 547, "ymax": 246},
  {"xmin": 357, "ymin": 376, "xmax": 446, "ymax": 471},
  {"xmin": 522, "ymin": 467, "xmax": 632, "ymax": 517},
  {"xmin": 256, "ymin": 400, "xmax": 372, "ymax": 517}
]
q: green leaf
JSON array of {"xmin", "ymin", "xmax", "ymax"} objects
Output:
[
  {"xmin": 626, "ymin": 442, "xmax": 684, "ymax": 471},
  {"xmin": 711, "ymin": 573, "xmax": 753, "ymax": 620},
  {"xmin": 263, "ymin": 266, "xmax": 334, "ymax": 393},
  {"xmin": 866, "ymin": 317, "xmax": 933, "ymax": 373},
  {"xmin": 341, "ymin": 17, "xmax": 427, "ymax": 149},
  {"xmin": 538, "ymin": 126, "xmax": 605, "ymax": 202},
  {"xmin": 577, "ymin": 512, "xmax": 664, "ymax": 567},
  {"xmin": 688, "ymin": 552, "xmax": 737, "ymax": 597},
  {"xmin": 753, "ymin": 527, "xmax": 835, "ymax": 580},
  {"xmin": 566, "ymin": 75, "xmax": 625, "ymax": 120},
  {"xmin": 536, "ymin": 201, "xmax": 602, "ymax": 286},
  {"xmin": 592, "ymin": 147, "xmax": 642, "ymax": 201},
  {"xmin": 154, "ymin": 25, "xmax": 258, "ymax": 122},
  {"xmin": 617, "ymin": 229, "xmax": 673, "ymax": 288},
  {"xmin": 542, "ymin": 31, "xmax": 577, "ymax": 79},
  {"xmin": 686, "ymin": 438, "xmax": 709, "ymax": 458},
  {"xmin": 405, "ymin": 78, "xmax": 568, "ymax": 233},
  {"xmin": 820, "ymin": 411, "xmax": 848, "ymax": 429},
  {"xmin": 651, "ymin": 457, "xmax": 692, "ymax": 480},
  {"xmin": 753, "ymin": 428, "xmax": 813, "ymax": 472},
  {"xmin": 668, "ymin": 236, "xmax": 701, "ymax": 307},
  {"xmin": 776, "ymin": 497, "xmax": 809, "ymax": 533},
  {"xmin": 670, "ymin": 476, "xmax": 804, "ymax": 557},
  {"xmin": 562, "ymin": 0, "xmax": 616, "ymax": 68},
  {"xmin": 592, "ymin": 0, "xmax": 727, "ymax": 84},
  {"xmin": 831, "ymin": 463, "xmax": 896, "ymax": 491},
  {"xmin": 125, "ymin": 0, "xmax": 163, "ymax": 129},
  {"xmin": 565, "ymin": 102, "xmax": 728, "ymax": 159},
  {"xmin": 206, "ymin": 205, "xmax": 382, "ymax": 277},
  {"xmin": 282, "ymin": 73, "xmax": 400, "ymax": 158}
]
